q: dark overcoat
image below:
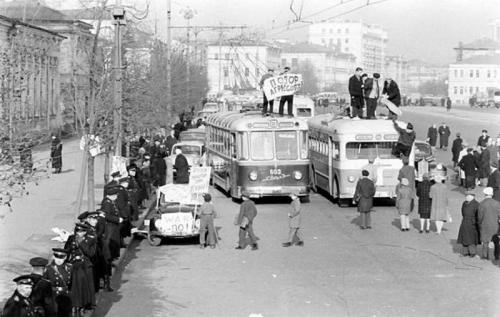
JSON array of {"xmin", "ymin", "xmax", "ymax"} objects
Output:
[
  {"xmin": 50, "ymin": 139, "xmax": 62, "ymax": 170},
  {"xmin": 457, "ymin": 199, "xmax": 480, "ymax": 246},
  {"xmin": 478, "ymin": 198, "xmax": 500, "ymax": 243},
  {"xmin": 438, "ymin": 125, "xmax": 451, "ymax": 147},
  {"xmin": 487, "ymin": 169, "xmax": 500, "ymax": 202},
  {"xmin": 2, "ymin": 291, "xmax": 38, "ymax": 317},
  {"xmin": 427, "ymin": 127, "xmax": 438, "ymax": 147},
  {"xmin": 451, "ymin": 138, "xmax": 462, "ymax": 163},
  {"xmin": 382, "ymin": 80, "xmax": 401, "ymax": 106},
  {"xmin": 44, "ymin": 262, "xmax": 73, "ymax": 317},
  {"xmin": 416, "ymin": 180, "xmax": 432, "ymax": 218},
  {"xmin": 101, "ymin": 198, "xmax": 121, "ymax": 260},
  {"xmin": 30, "ymin": 274, "xmax": 56, "ymax": 317},
  {"xmin": 174, "ymin": 154, "xmax": 190, "ymax": 184},
  {"xmin": 354, "ymin": 177, "xmax": 376, "ymax": 213},
  {"xmin": 478, "ymin": 149, "xmax": 491, "ymax": 179},
  {"xmin": 458, "ymin": 154, "xmax": 478, "ymax": 177}
]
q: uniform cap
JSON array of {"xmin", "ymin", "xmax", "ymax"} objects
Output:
[
  {"xmin": 111, "ymin": 171, "xmax": 120, "ymax": 178},
  {"xmin": 13, "ymin": 274, "xmax": 34, "ymax": 285},
  {"xmin": 77, "ymin": 211, "xmax": 90, "ymax": 221},
  {"xmin": 373, "ymin": 73, "xmax": 380, "ymax": 79},
  {"xmin": 118, "ymin": 177, "xmax": 129, "ymax": 183},
  {"xmin": 491, "ymin": 161, "xmax": 498, "ymax": 168},
  {"xmin": 29, "ymin": 257, "xmax": 49, "ymax": 267},
  {"xmin": 52, "ymin": 248, "xmax": 69, "ymax": 258},
  {"xmin": 202, "ymin": 193, "xmax": 212, "ymax": 202},
  {"xmin": 465, "ymin": 190, "xmax": 476, "ymax": 196},
  {"xmin": 106, "ymin": 186, "xmax": 120, "ymax": 195},
  {"xmin": 406, "ymin": 123, "xmax": 413, "ymax": 130},
  {"xmin": 483, "ymin": 187, "xmax": 494, "ymax": 196},
  {"xmin": 75, "ymin": 223, "xmax": 90, "ymax": 232}
]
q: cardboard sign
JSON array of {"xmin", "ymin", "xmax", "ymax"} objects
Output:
[
  {"xmin": 157, "ymin": 212, "xmax": 196, "ymax": 235},
  {"xmin": 111, "ymin": 156, "xmax": 128, "ymax": 178},
  {"xmin": 263, "ymin": 73, "xmax": 303, "ymax": 100},
  {"xmin": 159, "ymin": 184, "xmax": 193, "ymax": 204},
  {"xmin": 189, "ymin": 166, "xmax": 211, "ymax": 195},
  {"xmin": 380, "ymin": 98, "xmax": 403, "ymax": 116}
]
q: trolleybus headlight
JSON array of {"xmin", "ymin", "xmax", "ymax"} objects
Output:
[
  {"xmin": 348, "ymin": 176, "xmax": 356, "ymax": 183},
  {"xmin": 293, "ymin": 171, "xmax": 303, "ymax": 180},
  {"xmin": 249, "ymin": 171, "xmax": 258, "ymax": 181}
]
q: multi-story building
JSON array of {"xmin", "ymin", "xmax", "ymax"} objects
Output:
[
  {"xmin": 384, "ymin": 55, "xmax": 408, "ymax": 93},
  {"xmin": 0, "ymin": 15, "xmax": 64, "ymax": 131},
  {"xmin": 206, "ymin": 41, "xmax": 281, "ymax": 93},
  {"xmin": 305, "ymin": 21, "xmax": 387, "ymax": 73},
  {"xmin": 406, "ymin": 59, "xmax": 448, "ymax": 91},
  {"xmin": 280, "ymin": 42, "xmax": 356, "ymax": 91},
  {"xmin": 453, "ymin": 38, "xmax": 500, "ymax": 62}
]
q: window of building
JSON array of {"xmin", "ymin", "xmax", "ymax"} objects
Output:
[
  {"xmin": 454, "ymin": 69, "xmax": 458, "ymax": 78},
  {"xmin": 245, "ymin": 68, "xmax": 249, "ymax": 77},
  {"xmin": 329, "ymin": 38, "xmax": 334, "ymax": 47},
  {"xmin": 214, "ymin": 54, "xmax": 218, "ymax": 60},
  {"xmin": 329, "ymin": 29, "xmax": 333, "ymax": 34},
  {"xmin": 454, "ymin": 86, "xmax": 457, "ymax": 94},
  {"xmin": 224, "ymin": 53, "xmax": 230, "ymax": 60},
  {"xmin": 345, "ymin": 28, "xmax": 349, "ymax": 33},
  {"xmin": 345, "ymin": 47, "xmax": 349, "ymax": 52},
  {"xmin": 291, "ymin": 58, "xmax": 298, "ymax": 68},
  {"xmin": 469, "ymin": 70, "xmax": 474, "ymax": 78},
  {"xmin": 494, "ymin": 70, "xmax": 498, "ymax": 78},
  {"xmin": 223, "ymin": 67, "xmax": 229, "ymax": 77},
  {"xmin": 460, "ymin": 87, "xmax": 463, "ymax": 95},
  {"xmin": 345, "ymin": 38, "xmax": 349, "ymax": 44},
  {"xmin": 281, "ymin": 58, "xmax": 287, "ymax": 66},
  {"xmin": 476, "ymin": 70, "xmax": 479, "ymax": 78},
  {"xmin": 460, "ymin": 69, "xmax": 464, "ymax": 77},
  {"xmin": 469, "ymin": 86, "xmax": 473, "ymax": 94},
  {"xmin": 321, "ymin": 38, "xmax": 326, "ymax": 44},
  {"xmin": 337, "ymin": 28, "xmax": 341, "ymax": 34},
  {"xmin": 487, "ymin": 70, "xmax": 491, "ymax": 78},
  {"xmin": 322, "ymin": 28, "xmax": 326, "ymax": 34}
]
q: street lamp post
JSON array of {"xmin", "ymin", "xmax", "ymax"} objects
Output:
[{"xmin": 112, "ymin": 4, "xmax": 125, "ymax": 156}]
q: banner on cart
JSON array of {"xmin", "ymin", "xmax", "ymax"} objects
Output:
[{"xmin": 263, "ymin": 73, "xmax": 303, "ymax": 100}]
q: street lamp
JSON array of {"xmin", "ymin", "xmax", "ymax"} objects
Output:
[{"xmin": 113, "ymin": 5, "xmax": 126, "ymax": 156}]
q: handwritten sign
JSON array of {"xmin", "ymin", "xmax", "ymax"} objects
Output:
[
  {"xmin": 189, "ymin": 166, "xmax": 212, "ymax": 195},
  {"xmin": 263, "ymin": 73, "xmax": 303, "ymax": 100},
  {"xmin": 157, "ymin": 212, "xmax": 197, "ymax": 235},
  {"xmin": 111, "ymin": 156, "xmax": 128, "ymax": 178}
]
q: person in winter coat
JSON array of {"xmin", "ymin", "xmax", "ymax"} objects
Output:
[
  {"xmin": 438, "ymin": 122, "xmax": 451, "ymax": 150},
  {"xmin": 451, "ymin": 133, "xmax": 463, "ymax": 168},
  {"xmin": 487, "ymin": 162, "xmax": 500, "ymax": 202},
  {"xmin": 282, "ymin": 193, "xmax": 304, "ymax": 247},
  {"xmin": 197, "ymin": 193, "xmax": 217, "ymax": 249},
  {"xmin": 426, "ymin": 124, "xmax": 438, "ymax": 150},
  {"xmin": 353, "ymin": 170, "xmax": 376, "ymax": 229},
  {"xmin": 478, "ymin": 146, "xmax": 491, "ymax": 186},
  {"xmin": 458, "ymin": 148, "xmax": 478, "ymax": 190},
  {"xmin": 393, "ymin": 120, "xmax": 416, "ymax": 158},
  {"xmin": 457, "ymin": 191, "xmax": 480, "ymax": 257},
  {"xmin": 477, "ymin": 129, "xmax": 490, "ymax": 148},
  {"xmin": 29, "ymin": 257, "xmax": 56, "ymax": 317},
  {"xmin": 44, "ymin": 248, "xmax": 73, "ymax": 317},
  {"xmin": 174, "ymin": 148, "xmax": 189, "ymax": 184},
  {"xmin": 235, "ymin": 193, "xmax": 258, "ymax": 250},
  {"xmin": 2, "ymin": 275, "xmax": 40, "ymax": 317},
  {"xmin": 382, "ymin": 77, "xmax": 401, "ymax": 119},
  {"xmin": 50, "ymin": 135, "xmax": 63, "ymax": 173},
  {"xmin": 478, "ymin": 187, "xmax": 500, "ymax": 259},
  {"xmin": 348, "ymin": 67, "xmax": 364, "ymax": 118},
  {"xmin": 396, "ymin": 178, "xmax": 413, "ymax": 231},
  {"xmin": 398, "ymin": 157, "xmax": 416, "ymax": 194},
  {"xmin": 151, "ymin": 152, "xmax": 167, "ymax": 187},
  {"xmin": 429, "ymin": 177, "xmax": 449, "ymax": 234},
  {"xmin": 165, "ymin": 130, "xmax": 177, "ymax": 156},
  {"xmin": 416, "ymin": 173, "xmax": 432, "ymax": 233}
]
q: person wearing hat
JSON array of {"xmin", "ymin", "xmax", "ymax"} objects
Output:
[
  {"xmin": 393, "ymin": 120, "xmax": 416, "ymax": 158},
  {"xmin": 486, "ymin": 161, "xmax": 500, "ymax": 202},
  {"xmin": 478, "ymin": 144, "xmax": 491, "ymax": 187},
  {"xmin": 101, "ymin": 187, "xmax": 122, "ymax": 261},
  {"xmin": 416, "ymin": 173, "xmax": 433, "ymax": 233},
  {"xmin": 451, "ymin": 133, "xmax": 463, "ymax": 168},
  {"xmin": 235, "ymin": 193, "xmax": 258, "ymax": 250},
  {"xmin": 259, "ymin": 68, "xmax": 275, "ymax": 115},
  {"xmin": 477, "ymin": 129, "xmax": 490, "ymax": 148},
  {"xmin": 126, "ymin": 165, "xmax": 140, "ymax": 221},
  {"xmin": 396, "ymin": 178, "xmax": 413, "ymax": 231},
  {"xmin": 398, "ymin": 156, "xmax": 416, "ymax": 194},
  {"xmin": 2, "ymin": 275, "xmax": 38, "ymax": 317},
  {"xmin": 44, "ymin": 248, "xmax": 73, "ymax": 317},
  {"xmin": 457, "ymin": 191, "xmax": 480, "ymax": 257},
  {"xmin": 348, "ymin": 67, "xmax": 364, "ymax": 119},
  {"xmin": 64, "ymin": 223, "xmax": 96, "ymax": 316},
  {"xmin": 363, "ymin": 73, "xmax": 380, "ymax": 119},
  {"xmin": 486, "ymin": 137, "xmax": 499, "ymax": 169},
  {"xmin": 165, "ymin": 129, "xmax": 177, "ymax": 156},
  {"xmin": 382, "ymin": 76, "xmax": 401, "ymax": 120},
  {"xmin": 458, "ymin": 148, "xmax": 478, "ymax": 190},
  {"xmin": 353, "ymin": 170, "xmax": 376, "ymax": 230},
  {"xmin": 278, "ymin": 66, "xmax": 295, "ymax": 117},
  {"xmin": 282, "ymin": 193, "xmax": 304, "ymax": 246},
  {"xmin": 79, "ymin": 211, "xmax": 107, "ymax": 293},
  {"xmin": 426, "ymin": 124, "xmax": 438, "ymax": 152},
  {"xmin": 29, "ymin": 256, "xmax": 56, "ymax": 317},
  {"xmin": 478, "ymin": 187, "xmax": 500, "ymax": 260},
  {"xmin": 116, "ymin": 178, "xmax": 132, "ymax": 245},
  {"xmin": 50, "ymin": 135, "xmax": 63, "ymax": 174},
  {"xmin": 174, "ymin": 148, "xmax": 190, "ymax": 184},
  {"xmin": 429, "ymin": 176, "xmax": 449, "ymax": 234},
  {"xmin": 438, "ymin": 122, "xmax": 451, "ymax": 151},
  {"xmin": 197, "ymin": 193, "xmax": 217, "ymax": 249},
  {"xmin": 103, "ymin": 171, "xmax": 121, "ymax": 198}
]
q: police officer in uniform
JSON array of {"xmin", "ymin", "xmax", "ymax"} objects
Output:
[
  {"xmin": 44, "ymin": 249, "xmax": 72, "ymax": 317},
  {"xmin": 2, "ymin": 274, "xmax": 40, "ymax": 317},
  {"xmin": 78, "ymin": 211, "xmax": 106, "ymax": 293},
  {"xmin": 29, "ymin": 257, "xmax": 56, "ymax": 317}
]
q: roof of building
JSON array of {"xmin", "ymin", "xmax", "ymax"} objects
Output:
[
  {"xmin": 281, "ymin": 42, "xmax": 332, "ymax": 54},
  {"xmin": 455, "ymin": 38, "xmax": 500, "ymax": 50},
  {"xmin": 60, "ymin": 8, "xmax": 113, "ymax": 21},
  {"xmin": 454, "ymin": 54, "xmax": 500, "ymax": 65},
  {"xmin": 0, "ymin": 14, "xmax": 65, "ymax": 38}
]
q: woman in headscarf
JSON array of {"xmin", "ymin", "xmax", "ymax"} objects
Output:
[{"xmin": 429, "ymin": 176, "xmax": 450, "ymax": 234}]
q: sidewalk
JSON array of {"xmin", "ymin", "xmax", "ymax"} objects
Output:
[{"xmin": 0, "ymin": 138, "xmax": 107, "ymax": 303}]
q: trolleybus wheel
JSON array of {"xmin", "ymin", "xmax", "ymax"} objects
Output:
[{"xmin": 148, "ymin": 234, "xmax": 162, "ymax": 247}]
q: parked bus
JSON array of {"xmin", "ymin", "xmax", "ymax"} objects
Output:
[
  {"xmin": 268, "ymin": 95, "xmax": 314, "ymax": 118},
  {"xmin": 205, "ymin": 111, "xmax": 310, "ymax": 199},
  {"xmin": 308, "ymin": 114, "xmax": 414, "ymax": 206}
]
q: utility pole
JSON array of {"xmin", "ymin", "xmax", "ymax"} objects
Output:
[
  {"xmin": 182, "ymin": 8, "xmax": 195, "ymax": 108},
  {"xmin": 113, "ymin": 1, "xmax": 125, "ymax": 156},
  {"xmin": 166, "ymin": 0, "xmax": 172, "ymax": 123}
]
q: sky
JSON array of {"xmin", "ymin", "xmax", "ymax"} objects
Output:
[{"xmin": 41, "ymin": 0, "xmax": 500, "ymax": 64}]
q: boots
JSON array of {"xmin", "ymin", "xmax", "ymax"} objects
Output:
[{"xmin": 104, "ymin": 276, "xmax": 114, "ymax": 292}]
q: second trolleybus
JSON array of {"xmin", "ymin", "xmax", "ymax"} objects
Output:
[{"xmin": 204, "ymin": 111, "xmax": 310, "ymax": 199}]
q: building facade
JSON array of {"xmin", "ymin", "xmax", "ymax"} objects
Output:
[
  {"xmin": 306, "ymin": 21, "xmax": 387, "ymax": 73},
  {"xmin": 206, "ymin": 41, "xmax": 281, "ymax": 93},
  {"xmin": 406, "ymin": 59, "xmax": 448, "ymax": 91},
  {"xmin": 448, "ymin": 55, "xmax": 500, "ymax": 104},
  {"xmin": 0, "ymin": 15, "xmax": 63, "ymax": 132},
  {"xmin": 384, "ymin": 55, "xmax": 408, "ymax": 93}
]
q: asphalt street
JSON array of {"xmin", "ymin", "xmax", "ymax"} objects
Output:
[{"xmin": 95, "ymin": 106, "xmax": 500, "ymax": 317}]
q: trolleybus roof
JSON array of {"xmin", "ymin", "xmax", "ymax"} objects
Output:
[
  {"xmin": 205, "ymin": 111, "xmax": 309, "ymax": 131},
  {"xmin": 308, "ymin": 114, "xmax": 406, "ymax": 136}
]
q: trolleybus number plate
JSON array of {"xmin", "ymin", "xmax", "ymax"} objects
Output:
[{"xmin": 270, "ymin": 169, "xmax": 282, "ymax": 175}]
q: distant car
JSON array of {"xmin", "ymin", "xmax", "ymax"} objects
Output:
[
  {"xmin": 179, "ymin": 128, "xmax": 206, "ymax": 144},
  {"xmin": 169, "ymin": 141, "xmax": 206, "ymax": 168},
  {"xmin": 494, "ymin": 91, "xmax": 500, "ymax": 109},
  {"xmin": 414, "ymin": 140, "xmax": 447, "ymax": 181}
]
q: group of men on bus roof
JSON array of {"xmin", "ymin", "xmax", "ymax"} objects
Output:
[{"xmin": 259, "ymin": 66, "xmax": 296, "ymax": 117}]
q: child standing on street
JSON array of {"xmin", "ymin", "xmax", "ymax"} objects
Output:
[
  {"xmin": 282, "ymin": 193, "xmax": 304, "ymax": 247},
  {"xmin": 198, "ymin": 193, "xmax": 217, "ymax": 249}
]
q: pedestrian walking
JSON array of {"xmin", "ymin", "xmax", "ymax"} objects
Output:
[
  {"xmin": 278, "ymin": 66, "xmax": 294, "ymax": 116},
  {"xmin": 426, "ymin": 124, "xmax": 438, "ymax": 151},
  {"xmin": 477, "ymin": 129, "xmax": 490, "ymax": 148},
  {"xmin": 429, "ymin": 176, "xmax": 450, "ymax": 234},
  {"xmin": 396, "ymin": 178, "xmax": 413, "ymax": 231},
  {"xmin": 50, "ymin": 135, "xmax": 63, "ymax": 174},
  {"xmin": 446, "ymin": 97, "xmax": 452, "ymax": 112},
  {"xmin": 478, "ymin": 187, "xmax": 500, "ymax": 260},
  {"xmin": 353, "ymin": 170, "xmax": 376, "ymax": 230},
  {"xmin": 458, "ymin": 148, "xmax": 478, "ymax": 190},
  {"xmin": 382, "ymin": 77, "xmax": 401, "ymax": 119},
  {"xmin": 2, "ymin": 275, "xmax": 39, "ymax": 317},
  {"xmin": 438, "ymin": 122, "xmax": 451, "ymax": 150},
  {"xmin": 44, "ymin": 248, "xmax": 73, "ymax": 317},
  {"xmin": 348, "ymin": 67, "xmax": 364, "ymax": 118},
  {"xmin": 393, "ymin": 120, "xmax": 416, "ymax": 158},
  {"xmin": 282, "ymin": 193, "xmax": 305, "ymax": 246},
  {"xmin": 451, "ymin": 133, "xmax": 463, "ymax": 168},
  {"xmin": 457, "ymin": 191, "xmax": 480, "ymax": 257},
  {"xmin": 29, "ymin": 257, "xmax": 56, "ymax": 317},
  {"xmin": 174, "ymin": 148, "xmax": 189, "ymax": 184},
  {"xmin": 259, "ymin": 68, "xmax": 275, "ymax": 115},
  {"xmin": 363, "ymin": 73, "xmax": 381, "ymax": 119},
  {"xmin": 197, "ymin": 193, "xmax": 217, "ymax": 249},
  {"xmin": 416, "ymin": 173, "xmax": 432, "ymax": 233},
  {"xmin": 235, "ymin": 193, "xmax": 258, "ymax": 250},
  {"xmin": 487, "ymin": 162, "xmax": 500, "ymax": 202}
]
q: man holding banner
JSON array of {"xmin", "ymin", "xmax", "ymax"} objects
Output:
[
  {"xmin": 259, "ymin": 68, "xmax": 275, "ymax": 115},
  {"xmin": 262, "ymin": 67, "xmax": 303, "ymax": 117},
  {"xmin": 278, "ymin": 66, "xmax": 294, "ymax": 116}
]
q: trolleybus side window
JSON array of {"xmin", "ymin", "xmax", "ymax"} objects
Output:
[
  {"xmin": 230, "ymin": 133, "xmax": 236, "ymax": 158},
  {"xmin": 300, "ymin": 131, "xmax": 308, "ymax": 159},
  {"xmin": 237, "ymin": 132, "xmax": 249, "ymax": 160},
  {"xmin": 345, "ymin": 142, "xmax": 397, "ymax": 160},
  {"xmin": 276, "ymin": 131, "xmax": 298, "ymax": 160},
  {"xmin": 332, "ymin": 140, "xmax": 340, "ymax": 160},
  {"xmin": 251, "ymin": 131, "xmax": 274, "ymax": 160}
]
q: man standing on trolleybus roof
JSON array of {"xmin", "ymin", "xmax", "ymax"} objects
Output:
[
  {"xmin": 278, "ymin": 66, "xmax": 294, "ymax": 117},
  {"xmin": 393, "ymin": 120, "xmax": 416, "ymax": 159},
  {"xmin": 259, "ymin": 68, "xmax": 275, "ymax": 115},
  {"xmin": 348, "ymin": 67, "xmax": 364, "ymax": 119}
]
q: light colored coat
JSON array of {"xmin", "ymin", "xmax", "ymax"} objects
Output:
[
  {"xmin": 396, "ymin": 184, "xmax": 413, "ymax": 215},
  {"xmin": 429, "ymin": 182, "xmax": 449, "ymax": 221},
  {"xmin": 478, "ymin": 197, "xmax": 500, "ymax": 243}
]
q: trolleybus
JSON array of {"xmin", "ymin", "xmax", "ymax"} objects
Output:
[
  {"xmin": 205, "ymin": 111, "xmax": 310, "ymax": 199},
  {"xmin": 308, "ymin": 114, "xmax": 414, "ymax": 206}
]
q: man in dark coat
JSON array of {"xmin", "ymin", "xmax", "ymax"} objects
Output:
[
  {"xmin": 416, "ymin": 173, "xmax": 432, "ymax": 233},
  {"xmin": 278, "ymin": 66, "xmax": 294, "ymax": 116},
  {"xmin": 50, "ymin": 136, "xmax": 63, "ymax": 174},
  {"xmin": 174, "ymin": 148, "xmax": 190, "ymax": 184},
  {"xmin": 348, "ymin": 67, "xmax": 364, "ymax": 118},
  {"xmin": 382, "ymin": 77, "xmax": 401, "ymax": 119},
  {"xmin": 259, "ymin": 68, "xmax": 275, "ymax": 115},
  {"xmin": 165, "ymin": 130, "xmax": 177, "ymax": 156},
  {"xmin": 478, "ymin": 187, "xmax": 500, "ymax": 259},
  {"xmin": 116, "ymin": 178, "xmax": 132, "ymax": 244},
  {"xmin": 126, "ymin": 165, "xmax": 140, "ymax": 221},
  {"xmin": 2, "ymin": 275, "xmax": 41, "ymax": 317},
  {"xmin": 44, "ymin": 248, "xmax": 73, "ymax": 317},
  {"xmin": 151, "ymin": 152, "xmax": 167, "ymax": 187},
  {"xmin": 393, "ymin": 120, "xmax": 416, "ymax": 158},
  {"xmin": 438, "ymin": 122, "xmax": 451, "ymax": 150},
  {"xmin": 446, "ymin": 97, "xmax": 452, "ymax": 111},
  {"xmin": 235, "ymin": 193, "xmax": 258, "ymax": 250},
  {"xmin": 78, "ymin": 211, "xmax": 106, "ymax": 293},
  {"xmin": 477, "ymin": 129, "xmax": 490, "ymax": 147},
  {"xmin": 101, "ymin": 187, "xmax": 122, "ymax": 263},
  {"xmin": 457, "ymin": 191, "xmax": 480, "ymax": 257},
  {"xmin": 103, "ymin": 171, "xmax": 121, "ymax": 198},
  {"xmin": 353, "ymin": 170, "xmax": 376, "ymax": 229},
  {"xmin": 426, "ymin": 124, "xmax": 438, "ymax": 150},
  {"xmin": 29, "ymin": 257, "xmax": 56, "ymax": 317},
  {"xmin": 458, "ymin": 148, "xmax": 478, "ymax": 190},
  {"xmin": 478, "ymin": 146, "xmax": 491, "ymax": 186},
  {"xmin": 451, "ymin": 133, "xmax": 463, "ymax": 167},
  {"xmin": 363, "ymin": 73, "xmax": 381, "ymax": 119},
  {"xmin": 487, "ymin": 163, "xmax": 500, "ymax": 202}
]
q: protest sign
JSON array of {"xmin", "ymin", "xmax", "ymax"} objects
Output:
[
  {"xmin": 157, "ymin": 212, "xmax": 196, "ymax": 235},
  {"xmin": 262, "ymin": 73, "xmax": 303, "ymax": 100},
  {"xmin": 111, "ymin": 156, "xmax": 128, "ymax": 177},
  {"xmin": 189, "ymin": 166, "xmax": 212, "ymax": 195}
]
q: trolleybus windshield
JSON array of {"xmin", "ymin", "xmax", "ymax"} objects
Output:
[
  {"xmin": 176, "ymin": 145, "xmax": 201, "ymax": 155},
  {"xmin": 345, "ymin": 142, "xmax": 398, "ymax": 160},
  {"xmin": 251, "ymin": 131, "xmax": 274, "ymax": 160},
  {"xmin": 249, "ymin": 131, "xmax": 301, "ymax": 161},
  {"xmin": 276, "ymin": 131, "xmax": 298, "ymax": 160}
]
